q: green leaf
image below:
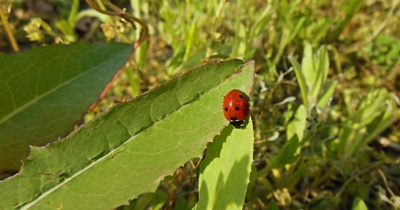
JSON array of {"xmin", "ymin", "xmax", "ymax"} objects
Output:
[
  {"xmin": 317, "ymin": 80, "xmax": 337, "ymax": 110},
  {"xmin": 195, "ymin": 118, "xmax": 254, "ymax": 210},
  {"xmin": 267, "ymin": 201, "xmax": 279, "ymax": 210},
  {"xmin": 312, "ymin": 45, "xmax": 329, "ymax": 100},
  {"xmin": 288, "ymin": 55, "xmax": 309, "ymax": 108},
  {"xmin": 328, "ymin": 0, "xmax": 364, "ymax": 41},
  {"xmin": 316, "ymin": 45, "xmax": 329, "ymax": 91},
  {"xmin": 301, "ymin": 43, "xmax": 316, "ymax": 90},
  {"xmin": 0, "ymin": 42, "xmax": 132, "ymax": 173},
  {"xmin": 0, "ymin": 59, "xmax": 255, "ymax": 209},
  {"xmin": 351, "ymin": 197, "xmax": 368, "ymax": 210},
  {"xmin": 286, "ymin": 105, "xmax": 307, "ymax": 142},
  {"xmin": 250, "ymin": 3, "xmax": 273, "ymax": 38},
  {"xmin": 290, "ymin": 43, "xmax": 331, "ymax": 111},
  {"xmin": 68, "ymin": 0, "xmax": 79, "ymax": 25},
  {"xmin": 152, "ymin": 191, "xmax": 167, "ymax": 210},
  {"xmin": 338, "ymin": 88, "xmax": 400, "ymax": 158},
  {"xmin": 269, "ymin": 135, "xmax": 300, "ymax": 169},
  {"xmin": 288, "ymin": 17, "xmax": 306, "ymax": 41}
]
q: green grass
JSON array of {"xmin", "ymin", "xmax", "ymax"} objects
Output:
[{"xmin": 1, "ymin": 0, "xmax": 399, "ymax": 209}]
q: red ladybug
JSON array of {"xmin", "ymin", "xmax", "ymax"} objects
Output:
[{"xmin": 222, "ymin": 89, "xmax": 250, "ymax": 128}]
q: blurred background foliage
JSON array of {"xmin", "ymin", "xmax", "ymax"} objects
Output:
[{"xmin": 1, "ymin": 0, "xmax": 399, "ymax": 209}]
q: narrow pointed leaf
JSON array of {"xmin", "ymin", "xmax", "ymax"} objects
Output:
[
  {"xmin": 311, "ymin": 45, "xmax": 329, "ymax": 100},
  {"xmin": 288, "ymin": 56, "xmax": 309, "ymax": 108},
  {"xmin": 195, "ymin": 118, "xmax": 254, "ymax": 210},
  {"xmin": 269, "ymin": 135, "xmax": 300, "ymax": 168},
  {"xmin": 286, "ymin": 105, "xmax": 307, "ymax": 141},
  {"xmin": 301, "ymin": 43, "xmax": 316, "ymax": 89},
  {"xmin": 317, "ymin": 80, "xmax": 337, "ymax": 110}
]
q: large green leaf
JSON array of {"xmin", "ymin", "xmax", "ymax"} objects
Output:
[
  {"xmin": 0, "ymin": 43, "xmax": 133, "ymax": 173},
  {"xmin": 0, "ymin": 59, "xmax": 255, "ymax": 209},
  {"xmin": 194, "ymin": 118, "xmax": 254, "ymax": 210}
]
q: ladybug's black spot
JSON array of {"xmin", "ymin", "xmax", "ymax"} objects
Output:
[
  {"xmin": 230, "ymin": 117, "xmax": 238, "ymax": 121},
  {"xmin": 239, "ymin": 94, "xmax": 244, "ymax": 98},
  {"xmin": 235, "ymin": 107, "xmax": 240, "ymax": 111},
  {"xmin": 224, "ymin": 107, "xmax": 228, "ymax": 111}
]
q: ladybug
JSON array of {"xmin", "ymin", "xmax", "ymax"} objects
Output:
[{"xmin": 222, "ymin": 89, "xmax": 250, "ymax": 128}]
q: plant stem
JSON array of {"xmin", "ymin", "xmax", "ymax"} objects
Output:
[{"xmin": 0, "ymin": 6, "xmax": 20, "ymax": 52}]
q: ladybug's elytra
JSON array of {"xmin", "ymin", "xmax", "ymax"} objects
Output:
[{"xmin": 222, "ymin": 89, "xmax": 250, "ymax": 128}]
